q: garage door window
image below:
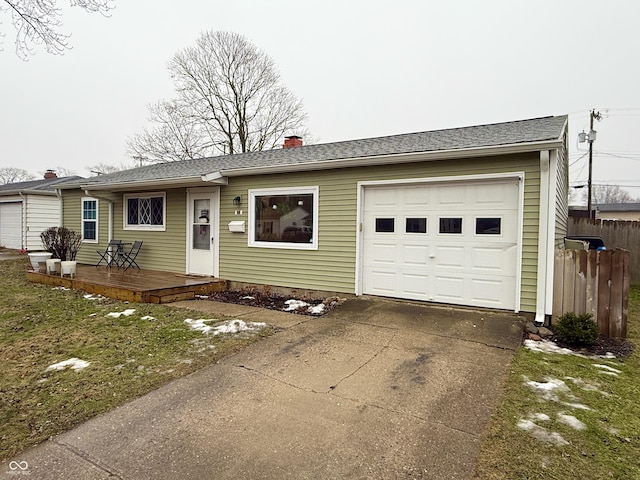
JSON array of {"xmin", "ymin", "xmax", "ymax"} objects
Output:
[
  {"xmin": 406, "ymin": 218, "xmax": 427, "ymax": 234},
  {"xmin": 375, "ymin": 218, "xmax": 395, "ymax": 233},
  {"xmin": 249, "ymin": 186, "xmax": 318, "ymax": 250},
  {"xmin": 476, "ymin": 217, "xmax": 501, "ymax": 235},
  {"xmin": 439, "ymin": 217, "xmax": 462, "ymax": 234}
]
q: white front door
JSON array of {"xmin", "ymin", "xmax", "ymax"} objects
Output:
[
  {"xmin": 361, "ymin": 179, "xmax": 521, "ymax": 310},
  {"xmin": 187, "ymin": 189, "xmax": 219, "ymax": 276}
]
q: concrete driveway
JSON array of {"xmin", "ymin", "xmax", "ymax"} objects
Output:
[{"xmin": 4, "ymin": 298, "xmax": 524, "ymax": 480}]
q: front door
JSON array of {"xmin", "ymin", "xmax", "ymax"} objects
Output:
[{"xmin": 187, "ymin": 189, "xmax": 219, "ymax": 276}]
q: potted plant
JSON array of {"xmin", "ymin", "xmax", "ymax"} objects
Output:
[{"xmin": 40, "ymin": 227, "xmax": 83, "ymax": 277}]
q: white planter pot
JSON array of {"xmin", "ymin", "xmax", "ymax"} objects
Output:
[
  {"xmin": 28, "ymin": 252, "xmax": 52, "ymax": 272},
  {"xmin": 60, "ymin": 260, "xmax": 77, "ymax": 278},
  {"xmin": 46, "ymin": 258, "xmax": 61, "ymax": 274}
]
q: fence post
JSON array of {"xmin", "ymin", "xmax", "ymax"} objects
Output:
[{"xmin": 597, "ymin": 251, "xmax": 611, "ymax": 337}]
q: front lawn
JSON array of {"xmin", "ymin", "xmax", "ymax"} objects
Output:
[
  {"xmin": 474, "ymin": 286, "xmax": 640, "ymax": 479},
  {"xmin": 0, "ymin": 257, "xmax": 272, "ymax": 460}
]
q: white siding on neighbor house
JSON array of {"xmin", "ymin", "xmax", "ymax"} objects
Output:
[{"xmin": 25, "ymin": 195, "xmax": 62, "ymax": 250}]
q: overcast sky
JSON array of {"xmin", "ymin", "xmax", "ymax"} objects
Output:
[{"xmin": 2, "ymin": 0, "xmax": 640, "ymax": 199}]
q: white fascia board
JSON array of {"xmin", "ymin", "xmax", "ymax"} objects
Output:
[
  {"xmin": 220, "ymin": 140, "xmax": 562, "ymax": 177},
  {"xmin": 76, "ymin": 176, "xmax": 221, "ymax": 192}
]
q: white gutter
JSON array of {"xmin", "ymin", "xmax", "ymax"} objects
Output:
[
  {"xmin": 535, "ymin": 150, "xmax": 551, "ymax": 325},
  {"xmin": 18, "ymin": 192, "xmax": 27, "ymax": 250},
  {"xmin": 74, "ymin": 176, "xmax": 222, "ymax": 192},
  {"xmin": 220, "ymin": 139, "xmax": 564, "ymax": 177}
]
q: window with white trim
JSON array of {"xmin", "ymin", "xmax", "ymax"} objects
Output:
[
  {"xmin": 124, "ymin": 192, "xmax": 166, "ymax": 231},
  {"xmin": 81, "ymin": 197, "xmax": 98, "ymax": 242},
  {"xmin": 249, "ymin": 186, "xmax": 318, "ymax": 250}
]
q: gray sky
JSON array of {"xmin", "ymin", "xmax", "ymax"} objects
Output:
[{"xmin": 2, "ymin": 0, "xmax": 640, "ymax": 199}]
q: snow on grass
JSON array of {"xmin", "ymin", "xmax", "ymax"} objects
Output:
[
  {"xmin": 46, "ymin": 358, "xmax": 90, "ymax": 372},
  {"xmin": 52, "ymin": 286, "xmax": 70, "ymax": 291},
  {"xmin": 83, "ymin": 293, "xmax": 106, "ymax": 300},
  {"xmin": 195, "ymin": 294, "xmax": 209, "ymax": 299},
  {"xmin": 141, "ymin": 315, "xmax": 155, "ymax": 321},
  {"xmin": 557, "ymin": 413, "xmax": 587, "ymax": 431},
  {"xmin": 517, "ymin": 417, "xmax": 569, "ymax": 446},
  {"xmin": 523, "ymin": 376, "xmax": 591, "ymax": 410},
  {"xmin": 241, "ymin": 296, "xmax": 255, "ymax": 300},
  {"xmin": 565, "ymin": 377, "xmax": 610, "ymax": 396},
  {"xmin": 523, "ymin": 339, "xmax": 616, "ymax": 359},
  {"xmin": 107, "ymin": 309, "xmax": 136, "ymax": 318},
  {"xmin": 593, "ymin": 364, "xmax": 622, "ymax": 376},
  {"xmin": 308, "ymin": 303, "xmax": 326, "ymax": 315},
  {"xmin": 184, "ymin": 318, "xmax": 266, "ymax": 336}
]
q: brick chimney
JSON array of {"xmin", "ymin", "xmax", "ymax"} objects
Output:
[
  {"xmin": 44, "ymin": 169, "xmax": 57, "ymax": 179},
  {"xmin": 283, "ymin": 136, "xmax": 303, "ymax": 148}
]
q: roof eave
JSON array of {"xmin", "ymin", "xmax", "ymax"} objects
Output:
[
  {"xmin": 219, "ymin": 139, "xmax": 564, "ymax": 177},
  {"xmin": 0, "ymin": 189, "xmax": 58, "ymax": 196},
  {"xmin": 74, "ymin": 175, "xmax": 227, "ymax": 192}
]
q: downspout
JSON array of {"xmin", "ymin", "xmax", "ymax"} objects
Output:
[
  {"xmin": 545, "ymin": 150, "xmax": 559, "ymax": 316},
  {"xmin": 535, "ymin": 151, "xmax": 551, "ymax": 325},
  {"xmin": 18, "ymin": 192, "xmax": 26, "ymax": 250}
]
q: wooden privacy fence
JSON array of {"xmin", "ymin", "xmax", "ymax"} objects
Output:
[{"xmin": 553, "ymin": 248, "xmax": 629, "ymax": 339}]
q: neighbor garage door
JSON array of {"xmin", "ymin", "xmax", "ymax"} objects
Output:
[
  {"xmin": 0, "ymin": 202, "xmax": 23, "ymax": 249},
  {"xmin": 362, "ymin": 179, "xmax": 520, "ymax": 310}
]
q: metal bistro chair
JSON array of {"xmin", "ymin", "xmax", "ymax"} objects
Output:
[
  {"xmin": 96, "ymin": 239, "xmax": 123, "ymax": 268},
  {"xmin": 117, "ymin": 241, "xmax": 143, "ymax": 271}
]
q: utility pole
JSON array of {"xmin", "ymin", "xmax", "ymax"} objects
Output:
[{"xmin": 583, "ymin": 109, "xmax": 602, "ymax": 219}]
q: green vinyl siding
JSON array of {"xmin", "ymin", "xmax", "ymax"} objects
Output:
[
  {"xmin": 63, "ymin": 189, "xmax": 188, "ymax": 273},
  {"xmin": 219, "ymin": 152, "xmax": 542, "ymax": 312}
]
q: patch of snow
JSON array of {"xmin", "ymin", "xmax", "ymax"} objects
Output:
[
  {"xmin": 195, "ymin": 294, "xmax": 209, "ymax": 299},
  {"xmin": 557, "ymin": 413, "xmax": 587, "ymax": 431},
  {"xmin": 565, "ymin": 377, "xmax": 610, "ymax": 396},
  {"xmin": 107, "ymin": 309, "xmax": 136, "ymax": 318},
  {"xmin": 524, "ymin": 339, "xmax": 580, "ymax": 356},
  {"xmin": 593, "ymin": 364, "xmax": 622, "ymax": 375},
  {"xmin": 597, "ymin": 371, "xmax": 619, "ymax": 377},
  {"xmin": 283, "ymin": 299, "xmax": 309, "ymax": 311},
  {"xmin": 83, "ymin": 294, "xmax": 105, "ymax": 300},
  {"xmin": 308, "ymin": 303, "xmax": 326, "ymax": 315},
  {"xmin": 185, "ymin": 318, "xmax": 266, "ymax": 335},
  {"xmin": 184, "ymin": 318, "xmax": 214, "ymax": 334},
  {"xmin": 531, "ymin": 413, "xmax": 551, "ymax": 421},
  {"xmin": 46, "ymin": 358, "xmax": 90, "ymax": 372},
  {"xmin": 517, "ymin": 418, "xmax": 569, "ymax": 446},
  {"xmin": 523, "ymin": 376, "xmax": 591, "ymax": 410},
  {"xmin": 89, "ymin": 313, "xmax": 97, "ymax": 317},
  {"xmin": 141, "ymin": 315, "xmax": 155, "ymax": 321},
  {"xmin": 53, "ymin": 286, "xmax": 70, "ymax": 291},
  {"xmin": 241, "ymin": 296, "xmax": 255, "ymax": 300}
]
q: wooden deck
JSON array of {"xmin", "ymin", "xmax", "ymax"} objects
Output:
[{"xmin": 27, "ymin": 265, "xmax": 228, "ymax": 304}]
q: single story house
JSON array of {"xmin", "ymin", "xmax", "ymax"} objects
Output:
[
  {"xmin": 58, "ymin": 115, "xmax": 569, "ymax": 323},
  {"xmin": 596, "ymin": 203, "xmax": 640, "ymax": 221},
  {"xmin": 0, "ymin": 172, "xmax": 82, "ymax": 250}
]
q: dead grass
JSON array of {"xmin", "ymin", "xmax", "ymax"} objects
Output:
[
  {"xmin": 474, "ymin": 286, "xmax": 640, "ymax": 480},
  {"xmin": 0, "ymin": 257, "xmax": 273, "ymax": 460}
]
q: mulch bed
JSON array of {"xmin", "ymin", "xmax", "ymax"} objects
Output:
[
  {"xmin": 204, "ymin": 290, "xmax": 345, "ymax": 316},
  {"xmin": 553, "ymin": 334, "xmax": 635, "ymax": 359}
]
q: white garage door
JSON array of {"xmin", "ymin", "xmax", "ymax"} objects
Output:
[
  {"xmin": 0, "ymin": 202, "xmax": 23, "ymax": 249},
  {"xmin": 362, "ymin": 180, "xmax": 520, "ymax": 310}
]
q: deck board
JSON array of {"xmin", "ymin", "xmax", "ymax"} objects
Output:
[{"xmin": 28, "ymin": 265, "xmax": 227, "ymax": 303}]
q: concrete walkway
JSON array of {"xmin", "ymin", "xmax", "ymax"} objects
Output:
[{"xmin": 3, "ymin": 298, "xmax": 524, "ymax": 480}]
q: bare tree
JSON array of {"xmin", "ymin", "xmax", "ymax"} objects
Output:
[
  {"xmin": 592, "ymin": 185, "xmax": 637, "ymax": 205},
  {"xmin": 127, "ymin": 31, "xmax": 308, "ymax": 162},
  {"xmin": 1, "ymin": 0, "xmax": 114, "ymax": 60},
  {"xmin": 0, "ymin": 167, "xmax": 35, "ymax": 184},
  {"xmin": 128, "ymin": 100, "xmax": 216, "ymax": 163},
  {"xmin": 53, "ymin": 165, "xmax": 76, "ymax": 177},
  {"xmin": 86, "ymin": 161, "xmax": 133, "ymax": 175}
]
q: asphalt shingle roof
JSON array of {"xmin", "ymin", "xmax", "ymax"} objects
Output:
[
  {"xmin": 0, "ymin": 176, "xmax": 84, "ymax": 195},
  {"xmin": 73, "ymin": 115, "xmax": 567, "ymax": 188}
]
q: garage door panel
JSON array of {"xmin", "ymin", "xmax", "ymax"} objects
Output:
[
  {"xmin": 0, "ymin": 203, "xmax": 22, "ymax": 249},
  {"xmin": 400, "ymin": 273, "xmax": 429, "ymax": 297},
  {"xmin": 362, "ymin": 180, "xmax": 520, "ymax": 310},
  {"xmin": 434, "ymin": 245, "xmax": 465, "ymax": 268}
]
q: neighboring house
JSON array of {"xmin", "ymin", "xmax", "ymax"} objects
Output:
[
  {"xmin": 57, "ymin": 115, "xmax": 569, "ymax": 323},
  {"xmin": 596, "ymin": 203, "xmax": 640, "ymax": 221},
  {"xmin": 0, "ymin": 171, "xmax": 83, "ymax": 250}
]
